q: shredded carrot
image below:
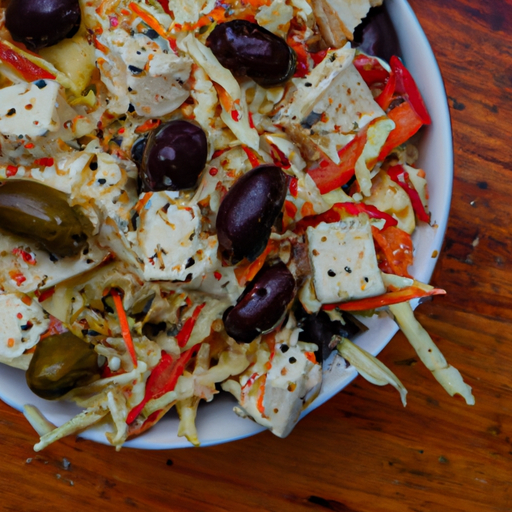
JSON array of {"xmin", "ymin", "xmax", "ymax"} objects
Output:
[
  {"xmin": 111, "ymin": 289, "xmax": 138, "ymax": 368},
  {"xmin": 234, "ymin": 240, "xmax": 275, "ymax": 286},
  {"xmin": 304, "ymin": 351, "xmax": 317, "ymax": 364},
  {"xmin": 133, "ymin": 192, "xmax": 152, "ymax": 214},
  {"xmin": 135, "ymin": 118, "xmax": 161, "ymax": 134},
  {"xmin": 213, "ymin": 83, "xmax": 234, "ymax": 113},
  {"xmin": 128, "ymin": 2, "xmax": 169, "ymax": 39},
  {"xmin": 256, "ymin": 375, "xmax": 267, "ymax": 416}
]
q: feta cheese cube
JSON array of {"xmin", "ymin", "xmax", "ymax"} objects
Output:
[
  {"xmin": 0, "ymin": 80, "xmax": 77, "ymax": 140},
  {"xmin": 307, "ymin": 217, "xmax": 385, "ymax": 304},
  {"xmin": 131, "ymin": 193, "xmax": 218, "ymax": 282}
]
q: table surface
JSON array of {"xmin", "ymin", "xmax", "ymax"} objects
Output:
[{"xmin": 1, "ymin": 1, "xmax": 511, "ymax": 511}]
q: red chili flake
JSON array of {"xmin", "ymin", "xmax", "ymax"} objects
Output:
[
  {"xmin": 109, "ymin": 15, "xmax": 119, "ymax": 27},
  {"xmin": 289, "ymin": 177, "xmax": 298, "ymax": 197},
  {"xmin": 24, "ymin": 143, "xmax": 35, "ymax": 149},
  {"xmin": 248, "ymin": 111, "xmax": 255, "ymax": 129},
  {"xmin": 212, "ymin": 149, "xmax": 227, "ymax": 159},
  {"xmin": 209, "ymin": 167, "xmax": 219, "ymax": 176},
  {"xmin": 231, "ymin": 109, "xmax": 240, "ymax": 122},
  {"xmin": 118, "ymin": 127, "xmax": 125, "ymax": 134},
  {"xmin": 12, "ymin": 248, "xmax": 37, "ymax": 265},
  {"xmin": 35, "ymin": 286, "xmax": 56, "ymax": 303},
  {"xmin": 9, "ymin": 270, "xmax": 26, "ymax": 286},
  {"xmin": 213, "ymin": 271, "xmax": 222, "ymax": 281},
  {"xmin": 33, "ymin": 157, "xmax": 54, "ymax": 167},
  {"xmin": 16, "ymin": 313, "xmax": 23, "ymax": 319},
  {"xmin": 6, "ymin": 165, "xmax": 18, "ymax": 177}
]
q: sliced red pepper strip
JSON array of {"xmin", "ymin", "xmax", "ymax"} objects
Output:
[
  {"xmin": 307, "ymin": 126, "xmax": 369, "ymax": 194},
  {"xmin": 0, "ymin": 41, "xmax": 55, "ymax": 81},
  {"xmin": 126, "ymin": 343, "xmax": 200, "ymax": 424},
  {"xmin": 111, "ymin": 289, "xmax": 138, "ymax": 368},
  {"xmin": 375, "ymin": 69, "xmax": 396, "ymax": 110},
  {"xmin": 353, "ymin": 54, "xmax": 390, "ymax": 87},
  {"xmin": 176, "ymin": 304, "xmax": 206, "ymax": 348},
  {"xmin": 378, "ymin": 101, "xmax": 424, "ymax": 160},
  {"xmin": 295, "ymin": 202, "xmax": 397, "ymax": 234},
  {"xmin": 387, "ymin": 164, "xmax": 430, "ymax": 223},
  {"xmin": 390, "ymin": 56, "xmax": 431, "ymax": 125},
  {"xmin": 322, "ymin": 286, "xmax": 446, "ymax": 312}
]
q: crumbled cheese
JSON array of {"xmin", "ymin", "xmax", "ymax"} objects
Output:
[
  {"xmin": 0, "ymin": 293, "xmax": 50, "ymax": 359},
  {"xmin": 306, "ymin": 217, "xmax": 385, "ymax": 304}
]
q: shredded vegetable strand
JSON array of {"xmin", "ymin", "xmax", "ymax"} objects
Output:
[
  {"xmin": 389, "ymin": 302, "xmax": 475, "ymax": 405},
  {"xmin": 110, "ymin": 289, "xmax": 138, "ymax": 368},
  {"xmin": 337, "ymin": 337, "xmax": 407, "ymax": 406}
]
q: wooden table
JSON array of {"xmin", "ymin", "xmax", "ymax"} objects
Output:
[{"xmin": 1, "ymin": 1, "xmax": 511, "ymax": 510}]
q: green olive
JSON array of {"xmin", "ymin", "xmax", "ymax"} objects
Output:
[
  {"xmin": 26, "ymin": 331, "xmax": 100, "ymax": 400},
  {"xmin": 0, "ymin": 180, "xmax": 90, "ymax": 258}
]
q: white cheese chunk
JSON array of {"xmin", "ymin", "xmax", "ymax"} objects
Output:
[
  {"xmin": 0, "ymin": 80, "xmax": 78, "ymax": 140},
  {"xmin": 129, "ymin": 193, "xmax": 218, "ymax": 282},
  {"xmin": 0, "ymin": 293, "xmax": 50, "ymax": 359},
  {"xmin": 262, "ymin": 342, "xmax": 322, "ymax": 437},
  {"xmin": 307, "ymin": 217, "xmax": 385, "ymax": 304}
]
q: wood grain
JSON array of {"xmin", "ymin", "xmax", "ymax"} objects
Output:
[{"xmin": 1, "ymin": 0, "xmax": 512, "ymax": 510}]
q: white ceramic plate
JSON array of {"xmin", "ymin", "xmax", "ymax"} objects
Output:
[{"xmin": 0, "ymin": 0, "xmax": 453, "ymax": 449}]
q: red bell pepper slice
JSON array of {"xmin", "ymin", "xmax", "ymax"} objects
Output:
[
  {"xmin": 378, "ymin": 101, "xmax": 424, "ymax": 160},
  {"xmin": 126, "ymin": 343, "xmax": 200, "ymax": 424},
  {"xmin": 307, "ymin": 125, "xmax": 369, "ymax": 194},
  {"xmin": 375, "ymin": 70, "xmax": 396, "ymax": 110},
  {"xmin": 353, "ymin": 54, "xmax": 390, "ymax": 87},
  {"xmin": 295, "ymin": 202, "xmax": 397, "ymax": 234},
  {"xmin": 176, "ymin": 303, "xmax": 205, "ymax": 348},
  {"xmin": 387, "ymin": 165, "xmax": 430, "ymax": 223},
  {"xmin": 390, "ymin": 56, "xmax": 431, "ymax": 125},
  {"xmin": 322, "ymin": 286, "xmax": 446, "ymax": 312},
  {"xmin": 0, "ymin": 41, "xmax": 55, "ymax": 82}
]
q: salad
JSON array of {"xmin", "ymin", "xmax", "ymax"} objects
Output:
[{"xmin": 0, "ymin": 0, "xmax": 474, "ymax": 451}]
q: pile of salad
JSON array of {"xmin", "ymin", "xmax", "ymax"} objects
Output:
[{"xmin": 0, "ymin": 0, "xmax": 474, "ymax": 451}]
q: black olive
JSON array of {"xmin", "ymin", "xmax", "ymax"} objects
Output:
[
  {"xmin": 26, "ymin": 331, "xmax": 100, "ymax": 400},
  {"xmin": 297, "ymin": 308, "xmax": 363, "ymax": 364},
  {"xmin": 206, "ymin": 20, "xmax": 297, "ymax": 87},
  {"xmin": 0, "ymin": 180, "xmax": 90, "ymax": 258},
  {"xmin": 352, "ymin": 5, "xmax": 402, "ymax": 63},
  {"xmin": 131, "ymin": 136, "xmax": 148, "ymax": 168},
  {"xmin": 216, "ymin": 164, "xmax": 288, "ymax": 264},
  {"xmin": 140, "ymin": 120, "xmax": 208, "ymax": 191},
  {"xmin": 5, "ymin": 0, "xmax": 81, "ymax": 51},
  {"xmin": 223, "ymin": 261, "xmax": 296, "ymax": 343}
]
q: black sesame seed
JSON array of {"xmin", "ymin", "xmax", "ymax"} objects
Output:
[
  {"xmin": 280, "ymin": 344, "xmax": 289, "ymax": 353},
  {"xmin": 34, "ymin": 80, "xmax": 47, "ymax": 89},
  {"xmin": 6, "ymin": 108, "xmax": 16, "ymax": 116},
  {"xmin": 128, "ymin": 65, "xmax": 143, "ymax": 75},
  {"xmin": 97, "ymin": 178, "xmax": 106, "ymax": 185},
  {"xmin": 327, "ymin": 269, "xmax": 336, "ymax": 277},
  {"xmin": 289, "ymin": 357, "xmax": 297, "ymax": 364},
  {"xmin": 344, "ymin": 266, "xmax": 352, "ymax": 273}
]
